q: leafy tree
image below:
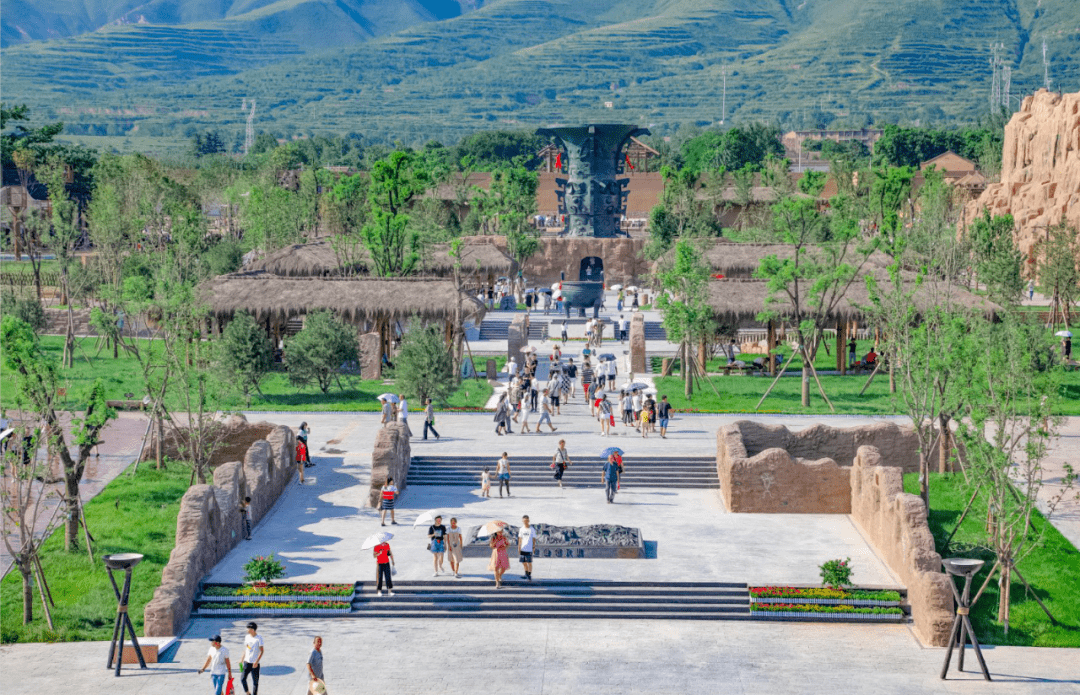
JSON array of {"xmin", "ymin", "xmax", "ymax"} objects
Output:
[
  {"xmin": 870, "ymin": 166, "xmax": 915, "ymax": 252},
  {"xmin": 756, "ymin": 196, "xmax": 872, "ymax": 407},
  {"xmin": 472, "ymin": 157, "xmax": 540, "ymax": 273},
  {"xmin": 1, "ymin": 104, "xmax": 63, "ymax": 181},
  {"xmin": 363, "ymin": 150, "xmax": 432, "ymax": 276},
  {"xmin": 656, "ymin": 240, "xmax": 715, "ymax": 397},
  {"xmin": 285, "ymin": 310, "xmax": 359, "ymax": 393},
  {"xmin": 681, "ymin": 123, "xmax": 783, "ymax": 172},
  {"xmin": 797, "ymin": 171, "xmax": 827, "ymax": 197},
  {"xmin": 37, "ymin": 154, "xmax": 85, "ymax": 367},
  {"xmin": 956, "ymin": 317, "xmax": 1074, "ymax": 634},
  {"xmin": 191, "ymin": 130, "xmax": 227, "ymax": 158},
  {"xmin": 1, "ymin": 316, "xmax": 115, "ymax": 552},
  {"xmin": 218, "ymin": 311, "xmax": 274, "ymax": 405},
  {"xmin": 394, "ymin": 317, "xmax": 456, "ymax": 406},
  {"xmin": 454, "ymin": 130, "xmax": 544, "ymax": 170},
  {"xmin": 969, "ymin": 210, "xmax": 1023, "ymax": 306},
  {"xmin": 2, "ymin": 291, "xmax": 47, "ymax": 332},
  {"xmin": 1034, "ymin": 218, "xmax": 1080, "ymax": 328},
  {"xmin": 873, "ymin": 124, "xmax": 1004, "ymax": 169},
  {"xmin": 643, "ymin": 166, "xmax": 722, "ymax": 259}
]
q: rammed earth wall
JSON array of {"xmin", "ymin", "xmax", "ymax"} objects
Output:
[
  {"xmin": 367, "ymin": 422, "xmax": 411, "ymax": 508},
  {"xmin": 715, "ymin": 421, "xmax": 953, "ymax": 646},
  {"xmin": 143, "ymin": 419, "xmax": 295, "ymax": 637}
]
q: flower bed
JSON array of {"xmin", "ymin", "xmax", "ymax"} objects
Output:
[
  {"xmin": 750, "ymin": 586, "xmax": 901, "ymax": 607},
  {"xmin": 750, "ymin": 603, "xmax": 904, "ymax": 620},
  {"xmin": 201, "ymin": 583, "xmax": 354, "ymax": 599},
  {"xmin": 196, "ymin": 600, "xmax": 351, "ymax": 615}
]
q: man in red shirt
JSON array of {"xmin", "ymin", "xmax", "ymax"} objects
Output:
[{"xmin": 373, "ymin": 540, "xmax": 395, "ymax": 597}]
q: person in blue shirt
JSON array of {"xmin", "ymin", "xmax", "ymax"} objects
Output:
[{"xmin": 602, "ymin": 454, "xmax": 620, "ymax": 504}]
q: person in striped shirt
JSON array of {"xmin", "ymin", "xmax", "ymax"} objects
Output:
[{"xmin": 580, "ymin": 360, "xmax": 594, "ymax": 402}]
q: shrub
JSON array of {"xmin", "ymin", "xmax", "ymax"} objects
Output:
[
  {"xmin": 284, "ymin": 310, "xmax": 359, "ymax": 393},
  {"xmin": 394, "ymin": 317, "xmax": 455, "ymax": 406},
  {"xmin": 217, "ymin": 310, "xmax": 273, "ymax": 404},
  {"xmin": 819, "ymin": 557, "xmax": 854, "ymax": 589},
  {"xmin": 243, "ymin": 554, "xmax": 287, "ymax": 584}
]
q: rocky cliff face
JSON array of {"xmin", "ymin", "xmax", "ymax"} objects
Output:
[{"xmin": 964, "ymin": 89, "xmax": 1080, "ymax": 257}]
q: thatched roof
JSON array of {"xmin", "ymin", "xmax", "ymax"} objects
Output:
[
  {"xmin": 247, "ymin": 238, "xmax": 515, "ymax": 279},
  {"xmin": 694, "ymin": 241, "xmax": 896, "ymax": 279},
  {"xmin": 707, "ymin": 275, "xmax": 999, "ymax": 326},
  {"xmin": 203, "ymin": 271, "xmax": 486, "ymax": 323}
]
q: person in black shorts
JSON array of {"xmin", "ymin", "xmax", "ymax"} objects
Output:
[
  {"xmin": 657, "ymin": 395, "xmax": 674, "ymax": 438},
  {"xmin": 566, "ymin": 358, "xmax": 578, "ymax": 398}
]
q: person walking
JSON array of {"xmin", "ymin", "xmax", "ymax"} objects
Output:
[
  {"xmin": 199, "ymin": 635, "xmax": 233, "ymax": 695},
  {"xmin": 848, "ymin": 338, "xmax": 857, "ymax": 370},
  {"xmin": 373, "ymin": 538, "xmax": 394, "ymax": 596},
  {"xmin": 240, "ymin": 623, "xmax": 263, "ymax": 695},
  {"xmin": 1065, "ymin": 337, "xmax": 1073, "ymax": 361},
  {"xmin": 529, "ymin": 373, "xmax": 540, "ymax": 411},
  {"xmin": 507, "ymin": 357, "xmax": 519, "ymax": 381},
  {"xmin": 608, "ymin": 358, "xmax": 618, "ymax": 389},
  {"xmin": 494, "ymin": 393, "xmax": 512, "ymax": 435},
  {"xmin": 599, "ymin": 395, "xmax": 613, "ymax": 436},
  {"xmin": 537, "ymin": 391, "xmax": 558, "ymax": 433},
  {"xmin": 239, "ymin": 496, "xmax": 253, "ymax": 540},
  {"xmin": 298, "ymin": 422, "xmax": 313, "ymax": 467},
  {"xmin": 496, "ymin": 452, "xmax": 512, "ymax": 497},
  {"xmin": 552, "ymin": 439, "xmax": 572, "ymax": 487},
  {"xmin": 489, "ymin": 528, "xmax": 510, "ymax": 588},
  {"xmin": 295, "ymin": 438, "xmax": 308, "ymax": 484},
  {"xmin": 561, "ymin": 320, "xmax": 568, "ymax": 344},
  {"xmin": 566, "ymin": 358, "xmax": 578, "ymax": 398},
  {"xmin": 602, "ymin": 454, "xmax": 620, "ymax": 503},
  {"xmin": 519, "ymin": 393, "xmax": 534, "ymax": 433},
  {"xmin": 307, "ymin": 637, "xmax": 326, "ymax": 693},
  {"xmin": 447, "ymin": 518, "xmax": 464, "ymax": 578},
  {"xmin": 481, "ymin": 467, "xmax": 492, "ymax": 497},
  {"xmin": 621, "ymin": 390, "xmax": 633, "ymax": 426},
  {"xmin": 548, "ymin": 377, "xmax": 562, "ymax": 416},
  {"xmin": 640, "ymin": 398, "xmax": 651, "ymax": 438},
  {"xmin": 657, "ymin": 395, "xmax": 673, "ymax": 438},
  {"xmin": 584, "ymin": 318, "xmax": 594, "ymax": 347},
  {"xmin": 379, "ymin": 397, "xmax": 393, "ymax": 426},
  {"xmin": 724, "ymin": 339, "xmax": 736, "ymax": 366},
  {"xmin": 617, "ymin": 289, "xmax": 624, "ymax": 312},
  {"xmin": 379, "ymin": 477, "xmax": 398, "ymax": 526},
  {"xmin": 581, "ymin": 360, "xmax": 594, "ymax": 402},
  {"xmin": 397, "ymin": 394, "xmax": 412, "ymax": 437},
  {"xmin": 632, "ymin": 390, "xmax": 644, "ymax": 430},
  {"xmin": 422, "ymin": 399, "xmax": 440, "ymax": 440},
  {"xmin": 518, "ymin": 516, "xmax": 536, "ymax": 581},
  {"xmin": 428, "ymin": 515, "xmax": 448, "ymax": 576},
  {"xmin": 631, "ymin": 292, "xmax": 639, "ymax": 309}
]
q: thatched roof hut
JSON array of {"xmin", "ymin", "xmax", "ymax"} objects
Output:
[
  {"xmin": 247, "ymin": 238, "xmax": 516, "ymax": 279},
  {"xmin": 707, "ymin": 276, "xmax": 998, "ymax": 326},
  {"xmin": 688, "ymin": 241, "xmax": 895, "ymax": 279},
  {"xmin": 203, "ymin": 271, "xmax": 486, "ymax": 323}
]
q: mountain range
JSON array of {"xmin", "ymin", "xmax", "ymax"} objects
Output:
[{"xmin": 1, "ymin": 0, "xmax": 1078, "ymax": 151}]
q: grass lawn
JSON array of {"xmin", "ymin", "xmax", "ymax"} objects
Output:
[
  {"xmin": 0, "ymin": 463, "xmax": 190, "ymax": 644},
  {"xmin": 904, "ymin": 473, "xmax": 1080, "ymax": 648},
  {"xmin": 651, "ymin": 360, "xmax": 1080, "ymax": 416},
  {"xmin": 0, "ymin": 335, "xmax": 496, "ymax": 413}
]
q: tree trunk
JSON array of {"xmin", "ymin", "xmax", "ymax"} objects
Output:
[
  {"xmin": 938, "ymin": 414, "xmax": 952, "ymax": 474},
  {"xmin": 63, "ymin": 294, "xmax": 76, "ymax": 369},
  {"xmin": 998, "ymin": 561, "xmax": 1012, "ymax": 634},
  {"xmin": 919, "ymin": 450, "xmax": 929, "ymax": 510},
  {"xmin": 64, "ymin": 475, "xmax": 82, "ymax": 552},
  {"xmin": 801, "ymin": 347, "xmax": 811, "ymax": 408},
  {"xmin": 156, "ymin": 411, "xmax": 165, "ymax": 470},
  {"xmin": 21, "ymin": 564, "xmax": 34, "ymax": 624},
  {"xmin": 684, "ymin": 343, "xmax": 693, "ymax": 398}
]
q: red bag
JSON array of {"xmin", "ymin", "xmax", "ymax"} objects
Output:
[
  {"xmin": 296, "ymin": 441, "xmax": 307, "ymax": 463},
  {"xmin": 609, "ymin": 415, "xmax": 615, "ymax": 427},
  {"xmin": 225, "ymin": 678, "xmax": 235, "ymax": 695}
]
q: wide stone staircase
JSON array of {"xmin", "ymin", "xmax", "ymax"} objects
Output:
[
  {"xmin": 407, "ymin": 456, "xmax": 719, "ymax": 489},
  {"xmin": 350, "ymin": 580, "xmax": 752, "ymax": 620},
  {"xmin": 478, "ymin": 318, "xmax": 549, "ymax": 341}
]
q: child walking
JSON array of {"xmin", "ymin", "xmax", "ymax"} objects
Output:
[{"xmin": 481, "ymin": 467, "xmax": 492, "ymax": 497}]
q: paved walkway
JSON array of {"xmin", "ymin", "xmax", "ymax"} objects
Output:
[{"xmin": 2, "ymin": 618, "xmax": 1077, "ymax": 695}]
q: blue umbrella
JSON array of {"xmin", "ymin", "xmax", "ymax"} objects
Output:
[
  {"xmin": 598, "ymin": 353, "xmax": 617, "ymax": 361},
  {"xmin": 600, "ymin": 447, "xmax": 624, "ymax": 458}
]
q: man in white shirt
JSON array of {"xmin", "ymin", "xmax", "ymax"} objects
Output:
[
  {"xmin": 397, "ymin": 394, "xmax": 412, "ymax": 437},
  {"xmin": 507, "ymin": 357, "xmax": 519, "ymax": 380},
  {"xmin": 198, "ymin": 635, "xmax": 233, "ymax": 695},
  {"xmin": 241, "ymin": 622, "xmax": 264, "ymax": 695},
  {"xmin": 518, "ymin": 515, "xmax": 536, "ymax": 581}
]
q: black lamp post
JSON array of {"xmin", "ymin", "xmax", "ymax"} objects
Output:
[
  {"xmin": 104, "ymin": 553, "xmax": 147, "ymax": 676},
  {"xmin": 940, "ymin": 557, "xmax": 991, "ymax": 681}
]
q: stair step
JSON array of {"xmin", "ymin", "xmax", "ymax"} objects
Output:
[{"xmin": 352, "ymin": 602, "xmax": 750, "ymax": 613}]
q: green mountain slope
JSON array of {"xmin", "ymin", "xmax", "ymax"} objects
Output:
[
  {"xmin": 0, "ymin": 0, "xmax": 480, "ymax": 47},
  {"xmin": 2, "ymin": 0, "xmax": 1077, "ymax": 149}
]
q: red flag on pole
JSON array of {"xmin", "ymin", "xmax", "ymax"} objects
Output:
[
  {"xmin": 625, "ymin": 154, "xmax": 635, "ymax": 171},
  {"xmin": 555, "ymin": 152, "xmax": 562, "ymax": 170}
]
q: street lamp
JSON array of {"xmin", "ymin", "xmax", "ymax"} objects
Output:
[
  {"xmin": 939, "ymin": 557, "xmax": 991, "ymax": 681},
  {"xmin": 104, "ymin": 553, "xmax": 147, "ymax": 676}
]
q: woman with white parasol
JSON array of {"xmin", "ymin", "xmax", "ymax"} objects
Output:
[
  {"xmin": 362, "ymin": 531, "xmax": 395, "ymax": 597},
  {"xmin": 481, "ymin": 521, "xmax": 512, "ymax": 588}
]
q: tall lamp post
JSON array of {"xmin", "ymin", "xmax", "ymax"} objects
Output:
[
  {"xmin": 104, "ymin": 553, "xmax": 147, "ymax": 676},
  {"xmin": 940, "ymin": 557, "xmax": 991, "ymax": 681}
]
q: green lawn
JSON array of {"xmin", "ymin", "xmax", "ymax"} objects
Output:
[
  {"xmin": 651, "ymin": 360, "xmax": 1080, "ymax": 416},
  {"xmin": 904, "ymin": 473, "xmax": 1080, "ymax": 648},
  {"xmin": 1, "ymin": 335, "xmax": 496, "ymax": 412},
  {"xmin": 1, "ymin": 463, "xmax": 190, "ymax": 644}
]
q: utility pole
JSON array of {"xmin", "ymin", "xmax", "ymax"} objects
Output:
[
  {"xmin": 242, "ymin": 98, "xmax": 256, "ymax": 157},
  {"xmin": 719, "ymin": 65, "xmax": 727, "ymax": 125},
  {"xmin": 1042, "ymin": 39, "xmax": 1052, "ymax": 91}
]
